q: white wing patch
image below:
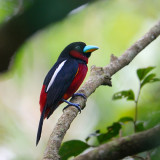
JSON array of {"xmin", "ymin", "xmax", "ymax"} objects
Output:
[{"xmin": 46, "ymin": 60, "xmax": 67, "ymax": 92}]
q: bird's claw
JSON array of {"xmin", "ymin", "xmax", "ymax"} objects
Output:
[
  {"xmin": 62, "ymin": 99, "xmax": 81, "ymax": 113},
  {"xmin": 72, "ymin": 93, "xmax": 87, "ymax": 99},
  {"xmin": 63, "ymin": 103, "xmax": 81, "ymax": 113}
]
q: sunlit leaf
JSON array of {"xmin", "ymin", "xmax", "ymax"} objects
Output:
[
  {"xmin": 119, "ymin": 117, "xmax": 134, "ymax": 123},
  {"xmin": 59, "ymin": 140, "xmax": 89, "ymax": 160},
  {"xmin": 141, "ymin": 73, "xmax": 160, "ymax": 88},
  {"xmin": 137, "ymin": 66, "xmax": 155, "ymax": 81},
  {"xmin": 85, "ymin": 130, "xmax": 100, "ymax": 142},
  {"xmin": 135, "ymin": 121, "xmax": 145, "ymax": 132},
  {"xmin": 97, "ymin": 122, "xmax": 121, "ymax": 144},
  {"xmin": 112, "ymin": 90, "xmax": 135, "ymax": 101}
]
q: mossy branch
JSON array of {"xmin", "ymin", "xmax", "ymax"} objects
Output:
[{"xmin": 74, "ymin": 125, "xmax": 160, "ymax": 160}]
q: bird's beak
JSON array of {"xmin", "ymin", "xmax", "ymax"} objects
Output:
[{"xmin": 83, "ymin": 45, "xmax": 99, "ymax": 53}]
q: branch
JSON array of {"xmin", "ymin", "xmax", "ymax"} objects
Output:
[
  {"xmin": 0, "ymin": 0, "xmax": 90, "ymax": 72},
  {"xmin": 74, "ymin": 125, "xmax": 160, "ymax": 160},
  {"xmin": 43, "ymin": 20, "xmax": 160, "ymax": 160}
]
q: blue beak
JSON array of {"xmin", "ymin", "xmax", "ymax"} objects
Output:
[{"xmin": 83, "ymin": 45, "xmax": 99, "ymax": 53}]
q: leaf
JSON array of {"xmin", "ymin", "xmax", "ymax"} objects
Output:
[
  {"xmin": 137, "ymin": 66, "xmax": 155, "ymax": 81},
  {"xmin": 97, "ymin": 122, "xmax": 121, "ymax": 144},
  {"xmin": 107, "ymin": 122, "xmax": 122, "ymax": 135},
  {"xmin": 135, "ymin": 121, "xmax": 145, "ymax": 132},
  {"xmin": 112, "ymin": 90, "xmax": 135, "ymax": 101},
  {"xmin": 141, "ymin": 73, "xmax": 160, "ymax": 88},
  {"xmin": 119, "ymin": 117, "xmax": 134, "ymax": 123},
  {"xmin": 85, "ymin": 130, "xmax": 100, "ymax": 142},
  {"xmin": 59, "ymin": 140, "xmax": 89, "ymax": 160},
  {"xmin": 152, "ymin": 78, "xmax": 160, "ymax": 82}
]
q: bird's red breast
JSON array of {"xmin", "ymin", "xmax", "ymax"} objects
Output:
[{"xmin": 62, "ymin": 63, "xmax": 88, "ymax": 100}]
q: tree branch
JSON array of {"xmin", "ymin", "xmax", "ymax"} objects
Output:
[
  {"xmin": 43, "ymin": 20, "xmax": 160, "ymax": 160},
  {"xmin": 0, "ymin": 0, "xmax": 90, "ymax": 72},
  {"xmin": 74, "ymin": 125, "xmax": 160, "ymax": 160}
]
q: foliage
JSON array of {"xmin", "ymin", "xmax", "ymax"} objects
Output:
[
  {"xmin": 59, "ymin": 66, "xmax": 160, "ymax": 159},
  {"xmin": 137, "ymin": 66, "xmax": 160, "ymax": 88},
  {"xmin": 112, "ymin": 89, "xmax": 135, "ymax": 101},
  {"xmin": 112, "ymin": 66, "xmax": 160, "ymax": 159},
  {"xmin": 113, "ymin": 66, "xmax": 160, "ymax": 130},
  {"xmin": 59, "ymin": 116, "xmax": 134, "ymax": 159},
  {"xmin": 135, "ymin": 121, "xmax": 145, "ymax": 132},
  {"xmin": 137, "ymin": 66, "xmax": 155, "ymax": 81},
  {"xmin": 59, "ymin": 140, "xmax": 89, "ymax": 160}
]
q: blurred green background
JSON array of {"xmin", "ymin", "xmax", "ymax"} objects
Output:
[{"xmin": 0, "ymin": 0, "xmax": 160, "ymax": 159}]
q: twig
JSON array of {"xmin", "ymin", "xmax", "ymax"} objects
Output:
[
  {"xmin": 43, "ymin": 20, "xmax": 160, "ymax": 160},
  {"xmin": 134, "ymin": 81, "xmax": 141, "ymax": 132}
]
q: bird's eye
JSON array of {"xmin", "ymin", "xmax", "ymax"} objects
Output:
[{"xmin": 75, "ymin": 46, "xmax": 81, "ymax": 51}]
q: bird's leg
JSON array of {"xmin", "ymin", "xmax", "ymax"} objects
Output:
[
  {"xmin": 72, "ymin": 93, "xmax": 86, "ymax": 99},
  {"xmin": 62, "ymin": 99, "xmax": 81, "ymax": 113}
]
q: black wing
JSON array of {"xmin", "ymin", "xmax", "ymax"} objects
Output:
[{"xmin": 46, "ymin": 58, "xmax": 78, "ymax": 117}]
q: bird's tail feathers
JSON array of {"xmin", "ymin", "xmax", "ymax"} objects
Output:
[
  {"xmin": 46, "ymin": 105, "xmax": 58, "ymax": 119},
  {"xmin": 36, "ymin": 105, "xmax": 47, "ymax": 146}
]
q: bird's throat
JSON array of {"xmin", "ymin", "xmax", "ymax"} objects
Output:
[{"xmin": 70, "ymin": 50, "xmax": 88, "ymax": 64}]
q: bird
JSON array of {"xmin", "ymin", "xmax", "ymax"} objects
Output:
[{"xmin": 36, "ymin": 42, "xmax": 99, "ymax": 145}]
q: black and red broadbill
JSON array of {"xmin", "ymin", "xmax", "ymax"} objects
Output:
[{"xmin": 36, "ymin": 42, "xmax": 99, "ymax": 145}]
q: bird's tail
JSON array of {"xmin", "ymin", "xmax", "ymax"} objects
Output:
[{"xmin": 36, "ymin": 105, "xmax": 47, "ymax": 146}]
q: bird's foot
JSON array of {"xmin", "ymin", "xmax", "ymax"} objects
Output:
[
  {"xmin": 72, "ymin": 93, "xmax": 86, "ymax": 99},
  {"xmin": 62, "ymin": 99, "xmax": 81, "ymax": 113}
]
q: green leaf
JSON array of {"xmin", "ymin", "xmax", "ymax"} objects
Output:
[
  {"xmin": 152, "ymin": 78, "xmax": 160, "ymax": 82},
  {"xmin": 107, "ymin": 122, "xmax": 122, "ymax": 135},
  {"xmin": 59, "ymin": 140, "xmax": 89, "ymax": 160},
  {"xmin": 119, "ymin": 117, "xmax": 134, "ymax": 123},
  {"xmin": 112, "ymin": 90, "xmax": 135, "ymax": 101},
  {"xmin": 135, "ymin": 121, "xmax": 145, "ymax": 132},
  {"xmin": 97, "ymin": 122, "xmax": 121, "ymax": 144},
  {"xmin": 141, "ymin": 73, "xmax": 160, "ymax": 88},
  {"xmin": 137, "ymin": 66, "xmax": 155, "ymax": 81},
  {"xmin": 85, "ymin": 130, "xmax": 100, "ymax": 142}
]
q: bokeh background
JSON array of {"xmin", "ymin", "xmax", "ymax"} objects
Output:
[{"xmin": 0, "ymin": 0, "xmax": 160, "ymax": 159}]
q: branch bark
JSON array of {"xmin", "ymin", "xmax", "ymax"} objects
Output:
[
  {"xmin": 43, "ymin": 20, "xmax": 160, "ymax": 160},
  {"xmin": 74, "ymin": 125, "xmax": 160, "ymax": 160}
]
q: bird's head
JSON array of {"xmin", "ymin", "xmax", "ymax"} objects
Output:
[{"xmin": 59, "ymin": 42, "xmax": 99, "ymax": 63}]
